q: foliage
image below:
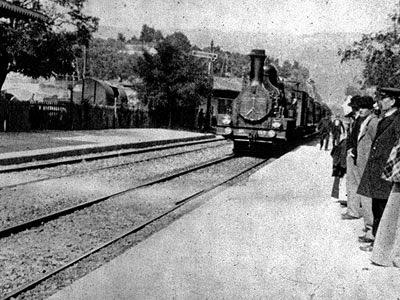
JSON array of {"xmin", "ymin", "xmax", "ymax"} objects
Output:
[
  {"xmin": 87, "ymin": 38, "xmax": 138, "ymax": 80},
  {"xmin": 278, "ymin": 60, "xmax": 310, "ymax": 83},
  {"xmin": 202, "ymin": 44, "xmax": 310, "ymax": 83},
  {"xmin": 0, "ymin": 0, "xmax": 98, "ymax": 90},
  {"xmin": 135, "ymin": 31, "xmax": 210, "ymax": 127},
  {"xmin": 139, "ymin": 24, "xmax": 164, "ymax": 43},
  {"xmin": 117, "ymin": 33, "xmax": 126, "ymax": 42},
  {"xmin": 339, "ymin": 8, "xmax": 400, "ymax": 88}
]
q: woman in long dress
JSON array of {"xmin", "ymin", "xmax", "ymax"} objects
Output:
[{"xmin": 371, "ymin": 140, "xmax": 400, "ymax": 266}]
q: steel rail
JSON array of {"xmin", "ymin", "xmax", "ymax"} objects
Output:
[
  {"xmin": 0, "ymin": 141, "xmax": 227, "ymax": 190},
  {"xmin": 0, "ymin": 137, "xmax": 223, "ymax": 174},
  {"xmin": 0, "ymin": 154, "xmax": 235, "ymax": 238},
  {"xmin": 1, "ymin": 158, "xmax": 268, "ymax": 300}
]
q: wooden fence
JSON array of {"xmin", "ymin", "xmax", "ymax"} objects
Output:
[
  {"xmin": 0, "ymin": 100, "xmax": 198, "ymax": 132},
  {"xmin": 0, "ymin": 101, "xmax": 151, "ymax": 132}
]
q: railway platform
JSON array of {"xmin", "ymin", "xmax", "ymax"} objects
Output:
[
  {"xmin": 0, "ymin": 129, "xmax": 215, "ymax": 166},
  {"xmin": 48, "ymin": 143, "xmax": 400, "ymax": 299}
]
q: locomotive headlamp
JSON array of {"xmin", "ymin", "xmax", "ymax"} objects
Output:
[
  {"xmin": 258, "ymin": 130, "xmax": 267, "ymax": 136},
  {"xmin": 267, "ymin": 130, "xmax": 276, "ymax": 138},
  {"xmin": 222, "ymin": 115, "xmax": 231, "ymax": 125},
  {"xmin": 224, "ymin": 127, "xmax": 232, "ymax": 135},
  {"xmin": 271, "ymin": 121, "xmax": 282, "ymax": 129}
]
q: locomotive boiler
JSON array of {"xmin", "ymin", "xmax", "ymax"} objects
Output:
[{"xmin": 216, "ymin": 49, "xmax": 331, "ymax": 153}]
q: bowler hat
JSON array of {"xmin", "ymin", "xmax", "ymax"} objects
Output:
[
  {"xmin": 348, "ymin": 95, "xmax": 362, "ymax": 108},
  {"xmin": 358, "ymin": 96, "xmax": 374, "ymax": 109}
]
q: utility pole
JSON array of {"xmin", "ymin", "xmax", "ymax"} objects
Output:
[
  {"xmin": 81, "ymin": 45, "xmax": 87, "ymax": 104},
  {"xmin": 205, "ymin": 40, "xmax": 214, "ymax": 131},
  {"xmin": 190, "ymin": 41, "xmax": 218, "ymax": 132}
]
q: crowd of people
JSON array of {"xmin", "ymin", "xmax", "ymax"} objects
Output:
[{"xmin": 328, "ymin": 88, "xmax": 400, "ymax": 267}]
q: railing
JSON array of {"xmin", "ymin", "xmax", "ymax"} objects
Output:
[
  {"xmin": 0, "ymin": 101, "xmax": 152, "ymax": 132},
  {"xmin": 29, "ymin": 102, "xmax": 69, "ymax": 130}
]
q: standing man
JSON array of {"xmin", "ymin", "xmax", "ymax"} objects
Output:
[
  {"xmin": 355, "ymin": 96, "xmax": 379, "ymax": 242},
  {"xmin": 357, "ymin": 88, "xmax": 400, "ymax": 251},
  {"xmin": 317, "ymin": 115, "xmax": 332, "ymax": 150},
  {"xmin": 342, "ymin": 95, "xmax": 365, "ymax": 220}
]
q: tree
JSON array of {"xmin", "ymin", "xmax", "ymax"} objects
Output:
[
  {"xmin": 154, "ymin": 30, "xmax": 164, "ymax": 42},
  {"xmin": 88, "ymin": 38, "xmax": 138, "ymax": 80},
  {"xmin": 117, "ymin": 33, "xmax": 126, "ymax": 43},
  {"xmin": 139, "ymin": 24, "xmax": 156, "ymax": 43},
  {"xmin": 136, "ymin": 31, "xmax": 210, "ymax": 128},
  {"xmin": 339, "ymin": 6, "xmax": 400, "ymax": 88},
  {"xmin": 0, "ymin": 0, "xmax": 98, "ymax": 91}
]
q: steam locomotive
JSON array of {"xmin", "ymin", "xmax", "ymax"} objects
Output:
[{"xmin": 216, "ymin": 49, "xmax": 331, "ymax": 152}]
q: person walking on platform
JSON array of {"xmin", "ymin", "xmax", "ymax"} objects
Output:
[
  {"xmin": 332, "ymin": 115, "xmax": 345, "ymax": 148},
  {"xmin": 355, "ymin": 96, "xmax": 379, "ymax": 242},
  {"xmin": 357, "ymin": 88, "xmax": 400, "ymax": 252},
  {"xmin": 330, "ymin": 137, "xmax": 347, "ymax": 201},
  {"xmin": 197, "ymin": 108, "xmax": 205, "ymax": 131},
  {"xmin": 370, "ymin": 138, "xmax": 400, "ymax": 266},
  {"xmin": 342, "ymin": 95, "xmax": 365, "ymax": 220},
  {"xmin": 317, "ymin": 115, "xmax": 332, "ymax": 150}
]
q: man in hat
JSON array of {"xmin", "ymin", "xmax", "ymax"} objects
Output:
[
  {"xmin": 355, "ymin": 96, "xmax": 379, "ymax": 243},
  {"xmin": 317, "ymin": 115, "xmax": 332, "ymax": 150},
  {"xmin": 342, "ymin": 95, "xmax": 366, "ymax": 220},
  {"xmin": 357, "ymin": 88, "xmax": 400, "ymax": 251}
]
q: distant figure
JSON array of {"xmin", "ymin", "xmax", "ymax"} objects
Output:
[
  {"xmin": 331, "ymin": 116, "xmax": 345, "ymax": 148},
  {"xmin": 330, "ymin": 138, "xmax": 347, "ymax": 201},
  {"xmin": 197, "ymin": 108, "xmax": 205, "ymax": 131},
  {"xmin": 317, "ymin": 115, "xmax": 332, "ymax": 150}
]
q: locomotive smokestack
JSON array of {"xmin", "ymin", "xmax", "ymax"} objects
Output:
[{"xmin": 249, "ymin": 49, "xmax": 266, "ymax": 86}]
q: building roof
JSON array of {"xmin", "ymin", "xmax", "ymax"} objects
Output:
[
  {"xmin": 213, "ymin": 76, "xmax": 242, "ymax": 92},
  {"xmin": 0, "ymin": 0, "xmax": 48, "ymax": 21}
]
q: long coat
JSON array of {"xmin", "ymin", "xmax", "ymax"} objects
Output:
[
  {"xmin": 317, "ymin": 118, "xmax": 332, "ymax": 137},
  {"xmin": 357, "ymin": 110, "xmax": 400, "ymax": 199},
  {"xmin": 355, "ymin": 114, "xmax": 379, "ymax": 181},
  {"xmin": 371, "ymin": 183, "xmax": 400, "ymax": 267}
]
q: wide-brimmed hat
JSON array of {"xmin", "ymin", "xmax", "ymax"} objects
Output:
[
  {"xmin": 377, "ymin": 87, "xmax": 400, "ymax": 98},
  {"xmin": 358, "ymin": 96, "xmax": 374, "ymax": 109}
]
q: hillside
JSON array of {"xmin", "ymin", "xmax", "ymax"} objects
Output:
[{"xmin": 96, "ymin": 26, "xmax": 365, "ymax": 107}]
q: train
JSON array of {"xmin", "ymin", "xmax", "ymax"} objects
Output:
[{"xmin": 215, "ymin": 49, "xmax": 331, "ymax": 152}]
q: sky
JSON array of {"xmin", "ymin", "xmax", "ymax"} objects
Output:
[{"xmin": 86, "ymin": 0, "xmax": 400, "ymax": 35}]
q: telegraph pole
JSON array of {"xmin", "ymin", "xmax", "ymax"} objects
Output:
[
  {"xmin": 190, "ymin": 40, "xmax": 218, "ymax": 132},
  {"xmin": 205, "ymin": 40, "xmax": 214, "ymax": 131}
]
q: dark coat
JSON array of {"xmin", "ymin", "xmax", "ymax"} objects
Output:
[
  {"xmin": 332, "ymin": 119, "xmax": 345, "ymax": 137},
  {"xmin": 317, "ymin": 118, "xmax": 332, "ymax": 137},
  {"xmin": 346, "ymin": 115, "xmax": 366, "ymax": 160},
  {"xmin": 331, "ymin": 139, "xmax": 347, "ymax": 177},
  {"xmin": 357, "ymin": 110, "xmax": 400, "ymax": 199}
]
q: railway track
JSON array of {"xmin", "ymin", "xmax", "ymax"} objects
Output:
[
  {"xmin": 1, "ymin": 156, "xmax": 269, "ymax": 300},
  {"xmin": 0, "ymin": 136, "xmax": 223, "ymax": 174},
  {"xmin": 0, "ymin": 154, "xmax": 235, "ymax": 238},
  {"xmin": 0, "ymin": 138, "xmax": 228, "ymax": 190}
]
